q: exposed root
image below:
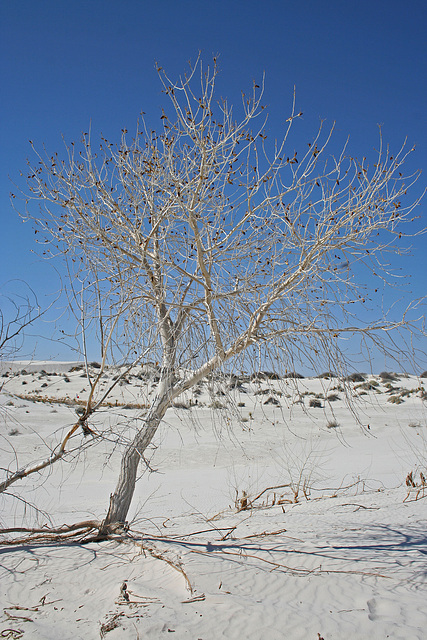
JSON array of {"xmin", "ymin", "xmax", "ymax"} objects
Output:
[
  {"xmin": 0, "ymin": 520, "xmax": 102, "ymax": 545},
  {"xmin": 0, "ymin": 521, "xmax": 194, "ymax": 598},
  {"xmin": 0, "ymin": 515, "xmax": 392, "ymax": 591},
  {"xmin": 185, "ymin": 545, "xmax": 390, "ymax": 579}
]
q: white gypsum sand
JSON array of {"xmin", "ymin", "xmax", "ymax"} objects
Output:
[{"xmin": 0, "ymin": 363, "xmax": 426, "ymax": 639}]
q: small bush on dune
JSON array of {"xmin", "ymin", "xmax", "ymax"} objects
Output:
[
  {"xmin": 384, "ymin": 383, "xmax": 400, "ymax": 392},
  {"xmin": 251, "ymin": 371, "xmax": 282, "ymax": 381},
  {"xmin": 261, "ymin": 371, "xmax": 281, "ymax": 380},
  {"xmin": 283, "ymin": 372, "xmax": 304, "ymax": 379},
  {"xmin": 345, "ymin": 372, "xmax": 366, "ymax": 382},
  {"xmin": 379, "ymin": 371, "xmax": 400, "ymax": 382},
  {"xmin": 356, "ymin": 381, "xmax": 379, "ymax": 391}
]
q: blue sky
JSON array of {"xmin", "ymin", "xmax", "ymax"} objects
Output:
[{"xmin": 0, "ymin": 0, "xmax": 426, "ymax": 367}]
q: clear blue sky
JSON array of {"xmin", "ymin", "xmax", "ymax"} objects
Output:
[{"xmin": 1, "ymin": 0, "xmax": 426, "ymax": 367}]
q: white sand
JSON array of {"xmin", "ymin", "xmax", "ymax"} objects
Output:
[{"xmin": 1, "ymin": 363, "xmax": 426, "ymax": 639}]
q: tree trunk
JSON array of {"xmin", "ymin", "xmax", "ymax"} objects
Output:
[
  {"xmin": 99, "ymin": 393, "xmax": 171, "ymax": 535},
  {"xmin": 100, "ymin": 268, "xmax": 178, "ymax": 537}
]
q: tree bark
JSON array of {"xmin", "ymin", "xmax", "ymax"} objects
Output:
[{"xmin": 99, "ymin": 393, "xmax": 171, "ymax": 535}]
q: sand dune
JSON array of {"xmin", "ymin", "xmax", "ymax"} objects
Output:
[{"xmin": 1, "ymin": 363, "xmax": 426, "ymax": 638}]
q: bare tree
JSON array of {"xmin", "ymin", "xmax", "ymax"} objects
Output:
[
  {"xmin": 16, "ymin": 57, "xmax": 424, "ymax": 534},
  {"xmin": 0, "ymin": 281, "xmax": 42, "ymax": 362}
]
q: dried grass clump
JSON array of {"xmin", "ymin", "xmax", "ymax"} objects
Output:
[
  {"xmin": 384, "ymin": 382, "xmax": 400, "ymax": 392},
  {"xmin": 404, "ymin": 470, "xmax": 427, "ymax": 502},
  {"xmin": 209, "ymin": 400, "xmax": 225, "ymax": 409},
  {"xmin": 355, "ymin": 381, "xmax": 379, "ymax": 391},
  {"xmin": 326, "ymin": 393, "xmax": 340, "ymax": 402}
]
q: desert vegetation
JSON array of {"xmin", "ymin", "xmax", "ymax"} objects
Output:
[{"xmin": 4, "ymin": 57, "xmax": 424, "ymax": 539}]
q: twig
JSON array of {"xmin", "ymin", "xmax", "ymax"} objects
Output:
[
  {"xmin": 130, "ymin": 526, "xmax": 235, "ymax": 540},
  {"xmin": 181, "ymin": 594, "xmax": 206, "ymax": 603},
  {"xmin": 0, "ymin": 630, "xmax": 24, "ymax": 639},
  {"xmin": 341, "ymin": 503, "xmax": 380, "ymax": 511},
  {"xmin": 239, "ymin": 529, "xmax": 304, "ymax": 542},
  {"xmin": 4, "ymin": 612, "xmax": 33, "ymax": 623},
  {"xmin": 140, "ymin": 542, "xmax": 194, "ymax": 595}
]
